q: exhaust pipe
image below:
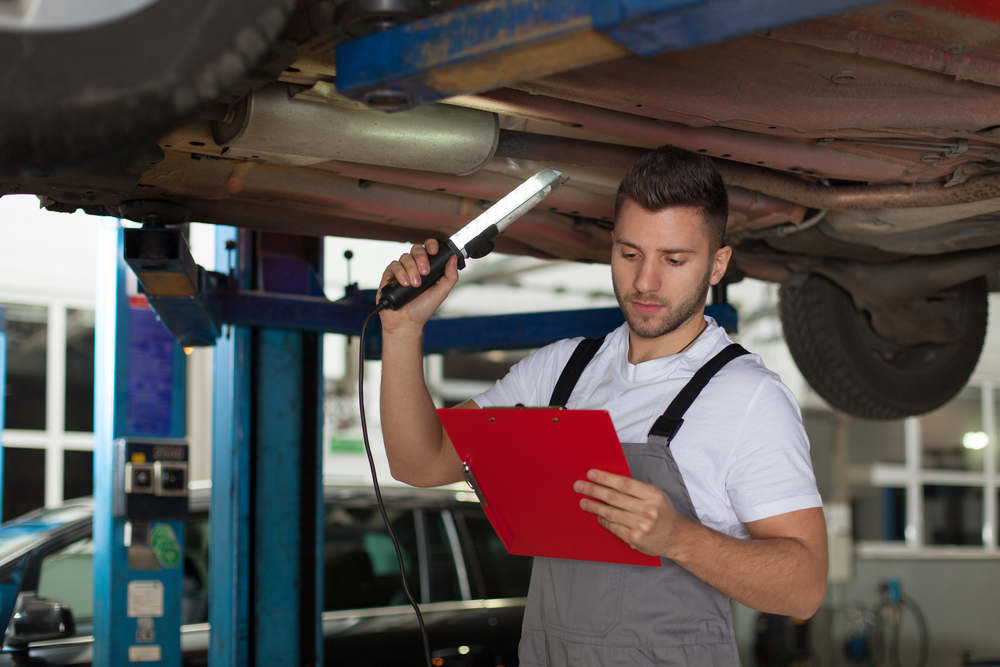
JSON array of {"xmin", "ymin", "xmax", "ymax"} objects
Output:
[{"xmin": 212, "ymin": 84, "xmax": 499, "ymax": 176}]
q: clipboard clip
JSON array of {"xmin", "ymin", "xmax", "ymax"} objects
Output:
[{"xmin": 462, "ymin": 462, "xmax": 488, "ymax": 507}]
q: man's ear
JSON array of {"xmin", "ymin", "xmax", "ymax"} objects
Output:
[{"xmin": 709, "ymin": 246, "xmax": 733, "ymax": 285}]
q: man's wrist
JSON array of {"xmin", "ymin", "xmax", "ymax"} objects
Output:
[
  {"xmin": 381, "ymin": 322, "xmax": 425, "ymax": 343},
  {"xmin": 663, "ymin": 515, "xmax": 704, "ymax": 564}
]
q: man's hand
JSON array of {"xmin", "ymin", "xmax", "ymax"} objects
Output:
[
  {"xmin": 574, "ymin": 469, "xmax": 694, "ymax": 559},
  {"xmin": 378, "ymin": 239, "xmax": 459, "ymax": 333},
  {"xmin": 575, "ymin": 468, "xmax": 828, "ymax": 618}
]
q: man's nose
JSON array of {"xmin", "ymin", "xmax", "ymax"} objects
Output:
[{"xmin": 634, "ymin": 258, "xmax": 660, "ymax": 294}]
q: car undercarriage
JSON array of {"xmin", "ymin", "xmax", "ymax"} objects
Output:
[{"xmin": 3, "ymin": 0, "xmax": 1000, "ymax": 418}]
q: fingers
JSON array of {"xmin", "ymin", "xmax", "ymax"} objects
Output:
[
  {"xmin": 579, "ymin": 497, "xmax": 652, "ymax": 551},
  {"xmin": 381, "ymin": 240, "xmax": 439, "ymax": 289},
  {"xmin": 574, "ymin": 471, "xmax": 667, "ymax": 543},
  {"xmin": 579, "ymin": 495, "xmax": 653, "ymax": 532},
  {"xmin": 585, "ymin": 469, "xmax": 645, "ymax": 496},
  {"xmin": 574, "ymin": 471, "xmax": 658, "ymax": 511}
]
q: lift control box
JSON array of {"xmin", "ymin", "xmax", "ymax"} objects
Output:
[{"xmin": 113, "ymin": 438, "xmax": 189, "ymax": 519}]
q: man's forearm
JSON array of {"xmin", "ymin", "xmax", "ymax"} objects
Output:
[
  {"xmin": 576, "ymin": 472, "xmax": 828, "ymax": 619},
  {"xmin": 380, "ymin": 326, "xmax": 464, "ymax": 487},
  {"xmin": 669, "ymin": 514, "xmax": 827, "ymax": 619}
]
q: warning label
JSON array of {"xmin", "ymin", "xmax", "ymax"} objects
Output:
[
  {"xmin": 127, "ymin": 581, "xmax": 164, "ymax": 618},
  {"xmin": 128, "ymin": 645, "xmax": 162, "ymax": 662}
]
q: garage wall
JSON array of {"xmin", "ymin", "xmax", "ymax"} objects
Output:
[{"xmin": 733, "ymin": 561, "xmax": 1000, "ymax": 667}]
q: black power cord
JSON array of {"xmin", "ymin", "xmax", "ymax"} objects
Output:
[{"xmin": 358, "ymin": 304, "xmax": 433, "ymax": 667}]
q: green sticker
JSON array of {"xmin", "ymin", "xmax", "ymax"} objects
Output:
[
  {"xmin": 329, "ymin": 437, "xmax": 364, "ymax": 453},
  {"xmin": 150, "ymin": 524, "xmax": 181, "ymax": 568}
]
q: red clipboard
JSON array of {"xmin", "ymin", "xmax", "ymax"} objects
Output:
[{"xmin": 438, "ymin": 408, "xmax": 661, "ymax": 567}]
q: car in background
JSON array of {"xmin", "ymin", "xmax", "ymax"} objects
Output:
[{"xmin": 0, "ymin": 483, "xmax": 532, "ymax": 666}]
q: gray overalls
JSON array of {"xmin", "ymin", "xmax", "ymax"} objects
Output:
[{"xmin": 518, "ymin": 337, "xmax": 749, "ymax": 667}]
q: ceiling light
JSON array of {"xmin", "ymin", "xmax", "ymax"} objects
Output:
[{"xmin": 962, "ymin": 431, "xmax": 989, "ymax": 450}]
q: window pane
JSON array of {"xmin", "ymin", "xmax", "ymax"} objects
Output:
[
  {"xmin": 458, "ymin": 511, "xmax": 532, "ymax": 599},
  {"xmin": 38, "ymin": 537, "xmax": 94, "ymax": 625},
  {"xmin": 924, "ymin": 485, "xmax": 983, "ymax": 546},
  {"xmin": 849, "ymin": 418, "xmax": 904, "ymax": 464},
  {"xmin": 3, "ymin": 447, "xmax": 45, "ymax": 521},
  {"xmin": 423, "ymin": 511, "xmax": 460, "ymax": 603},
  {"xmin": 851, "ymin": 485, "xmax": 905, "ymax": 541},
  {"xmin": 922, "ymin": 386, "xmax": 983, "ymax": 471},
  {"xmin": 323, "ymin": 504, "xmax": 420, "ymax": 611},
  {"xmin": 1, "ymin": 303, "xmax": 47, "ymax": 430},
  {"xmin": 65, "ymin": 309, "xmax": 95, "ymax": 432},
  {"xmin": 63, "ymin": 450, "xmax": 93, "ymax": 501}
]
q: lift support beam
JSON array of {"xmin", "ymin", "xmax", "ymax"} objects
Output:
[{"xmin": 209, "ymin": 228, "xmax": 324, "ymax": 667}]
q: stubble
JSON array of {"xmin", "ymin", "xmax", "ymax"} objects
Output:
[{"xmin": 613, "ymin": 264, "xmax": 713, "ymax": 339}]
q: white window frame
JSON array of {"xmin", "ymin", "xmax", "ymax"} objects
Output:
[
  {"xmin": 0, "ymin": 290, "xmax": 96, "ymax": 510},
  {"xmin": 856, "ymin": 380, "xmax": 999, "ymax": 559}
]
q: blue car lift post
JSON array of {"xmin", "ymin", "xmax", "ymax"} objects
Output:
[
  {"xmin": 208, "ymin": 228, "xmax": 325, "ymax": 667},
  {"xmin": 93, "ymin": 220, "xmax": 189, "ymax": 667},
  {"xmin": 104, "ymin": 221, "xmax": 327, "ymax": 667}
]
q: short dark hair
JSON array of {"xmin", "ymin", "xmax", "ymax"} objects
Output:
[{"xmin": 615, "ymin": 145, "xmax": 728, "ymax": 250}]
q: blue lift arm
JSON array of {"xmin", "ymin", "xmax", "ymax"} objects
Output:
[
  {"xmin": 142, "ymin": 267, "xmax": 737, "ymax": 356},
  {"xmin": 124, "ymin": 222, "xmax": 738, "ymax": 355},
  {"xmin": 334, "ymin": 0, "xmax": 884, "ymax": 111}
]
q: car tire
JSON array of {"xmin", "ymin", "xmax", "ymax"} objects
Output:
[
  {"xmin": 778, "ymin": 273, "xmax": 988, "ymax": 419},
  {"xmin": 0, "ymin": 0, "xmax": 295, "ymax": 177}
]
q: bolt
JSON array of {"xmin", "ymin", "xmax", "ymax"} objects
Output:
[
  {"xmin": 888, "ymin": 10, "xmax": 909, "ymax": 21},
  {"xmin": 831, "ymin": 70, "xmax": 857, "ymax": 84},
  {"xmin": 921, "ymin": 154, "xmax": 941, "ymax": 163},
  {"xmin": 943, "ymin": 44, "xmax": 965, "ymax": 55},
  {"xmin": 362, "ymin": 89, "xmax": 412, "ymax": 112}
]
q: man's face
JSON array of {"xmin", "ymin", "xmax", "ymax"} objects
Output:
[{"xmin": 611, "ymin": 202, "xmax": 729, "ymax": 340}]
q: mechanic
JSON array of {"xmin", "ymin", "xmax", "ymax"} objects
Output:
[{"xmin": 378, "ymin": 145, "xmax": 828, "ymax": 666}]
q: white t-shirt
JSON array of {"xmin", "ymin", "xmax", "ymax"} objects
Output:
[{"xmin": 473, "ymin": 318, "xmax": 822, "ymax": 540}]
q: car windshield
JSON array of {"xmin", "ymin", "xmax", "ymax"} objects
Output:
[{"xmin": 0, "ymin": 506, "xmax": 92, "ymax": 562}]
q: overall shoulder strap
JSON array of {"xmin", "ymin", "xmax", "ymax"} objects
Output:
[
  {"xmin": 648, "ymin": 343, "xmax": 750, "ymax": 443},
  {"xmin": 548, "ymin": 335, "xmax": 607, "ymax": 407}
]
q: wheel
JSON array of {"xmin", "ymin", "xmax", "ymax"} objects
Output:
[
  {"xmin": 778, "ymin": 273, "xmax": 988, "ymax": 419},
  {"xmin": 0, "ymin": 0, "xmax": 295, "ymax": 177}
]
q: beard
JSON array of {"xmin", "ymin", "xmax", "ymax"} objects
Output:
[{"xmin": 613, "ymin": 265, "xmax": 713, "ymax": 339}]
